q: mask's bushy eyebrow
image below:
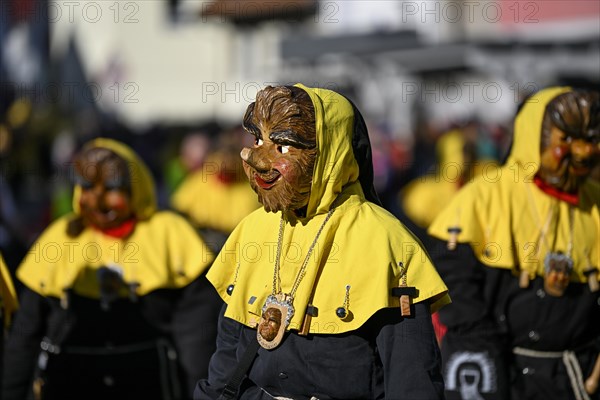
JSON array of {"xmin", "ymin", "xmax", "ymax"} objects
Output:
[
  {"xmin": 242, "ymin": 102, "xmax": 259, "ymax": 136},
  {"xmin": 74, "ymin": 174, "xmax": 93, "ymax": 188},
  {"xmin": 269, "ymin": 130, "xmax": 316, "ymax": 149},
  {"xmin": 104, "ymin": 175, "xmax": 130, "ymax": 191},
  {"xmin": 548, "ymin": 91, "xmax": 600, "ymax": 140}
]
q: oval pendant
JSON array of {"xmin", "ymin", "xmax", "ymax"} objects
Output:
[
  {"xmin": 257, "ymin": 294, "xmax": 294, "ymax": 350},
  {"xmin": 543, "ymin": 252, "xmax": 573, "ymax": 297}
]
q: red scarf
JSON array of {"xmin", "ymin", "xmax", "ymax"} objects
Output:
[
  {"xmin": 217, "ymin": 171, "xmax": 237, "ymax": 185},
  {"xmin": 92, "ymin": 219, "xmax": 137, "ymax": 238},
  {"xmin": 533, "ymin": 176, "xmax": 579, "ymax": 206}
]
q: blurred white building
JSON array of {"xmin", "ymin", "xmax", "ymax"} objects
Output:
[{"xmin": 40, "ymin": 0, "xmax": 600, "ymax": 132}]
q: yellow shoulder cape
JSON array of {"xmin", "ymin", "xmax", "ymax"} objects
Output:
[{"xmin": 18, "ymin": 212, "xmax": 214, "ymax": 298}]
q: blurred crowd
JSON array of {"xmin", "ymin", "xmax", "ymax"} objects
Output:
[
  {"xmin": 1, "ymin": 78, "xmax": 599, "ymax": 400},
  {"xmin": 0, "ymin": 82, "xmax": 515, "ymax": 276}
]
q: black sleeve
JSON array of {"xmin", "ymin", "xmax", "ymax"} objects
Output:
[
  {"xmin": 194, "ymin": 304, "xmax": 244, "ymax": 400},
  {"xmin": 172, "ymin": 275, "xmax": 223, "ymax": 399},
  {"xmin": 428, "ymin": 238, "xmax": 511, "ymax": 400},
  {"xmin": 2, "ymin": 288, "xmax": 48, "ymax": 400},
  {"xmin": 429, "ymin": 237, "xmax": 497, "ymax": 330},
  {"xmin": 375, "ymin": 303, "xmax": 445, "ymax": 399}
]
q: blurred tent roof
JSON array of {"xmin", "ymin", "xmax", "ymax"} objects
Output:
[
  {"xmin": 200, "ymin": 0, "xmax": 317, "ymax": 25},
  {"xmin": 281, "ymin": 34, "xmax": 600, "ymax": 77},
  {"xmin": 282, "ymin": 31, "xmax": 421, "ymax": 61}
]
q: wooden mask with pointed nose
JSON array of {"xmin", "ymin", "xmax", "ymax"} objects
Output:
[{"xmin": 240, "ymin": 86, "xmax": 317, "ymax": 214}]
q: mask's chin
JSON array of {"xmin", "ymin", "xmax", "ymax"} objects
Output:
[
  {"xmin": 83, "ymin": 208, "xmax": 129, "ymax": 229},
  {"xmin": 259, "ymin": 191, "xmax": 310, "ymax": 215},
  {"xmin": 539, "ymin": 160, "xmax": 584, "ymax": 194},
  {"xmin": 252, "ymin": 183, "xmax": 310, "ymax": 215},
  {"xmin": 553, "ymin": 173, "xmax": 584, "ymax": 194},
  {"xmin": 246, "ymin": 169, "xmax": 311, "ymax": 215}
]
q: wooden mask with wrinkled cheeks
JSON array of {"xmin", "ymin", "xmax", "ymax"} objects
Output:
[
  {"xmin": 538, "ymin": 91, "xmax": 600, "ymax": 193},
  {"xmin": 240, "ymin": 86, "xmax": 317, "ymax": 215},
  {"xmin": 74, "ymin": 147, "xmax": 133, "ymax": 229}
]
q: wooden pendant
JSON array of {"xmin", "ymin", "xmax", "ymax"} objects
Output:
[
  {"xmin": 257, "ymin": 294, "xmax": 294, "ymax": 350},
  {"xmin": 543, "ymin": 252, "xmax": 573, "ymax": 297}
]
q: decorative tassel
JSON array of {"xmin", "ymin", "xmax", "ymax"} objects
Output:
[
  {"xmin": 392, "ymin": 262, "xmax": 416, "ymax": 317},
  {"xmin": 519, "ymin": 270, "xmax": 530, "ymax": 289},
  {"xmin": 299, "ymin": 305, "xmax": 318, "ymax": 336},
  {"xmin": 447, "ymin": 226, "xmax": 462, "ymax": 250}
]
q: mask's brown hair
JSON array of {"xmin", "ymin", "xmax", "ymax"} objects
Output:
[
  {"xmin": 541, "ymin": 91, "xmax": 600, "ymax": 149},
  {"xmin": 243, "ymin": 85, "xmax": 317, "ymax": 149}
]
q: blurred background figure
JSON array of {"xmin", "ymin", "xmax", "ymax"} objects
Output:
[
  {"xmin": 164, "ymin": 131, "xmax": 212, "ymax": 198},
  {"xmin": 398, "ymin": 100, "xmax": 502, "ymax": 345},
  {"xmin": 0, "ymin": 251, "xmax": 19, "ymax": 391},
  {"xmin": 400, "ymin": 125, "xmax": 500, "ymax": 239},
  {"xmin": 0, "ymin": 95, "xmax": 37, "ymax": 282},
  {"xmin": 2, "ymin": 138, "xmax": 222, "ymax": 400},
  {"xmin": 48, "ymin": 129, "xmax": 77, "ymax": 220},
  {"xmin": 171, "ymin": 126, "xmax": 261, "ymax": 252}
]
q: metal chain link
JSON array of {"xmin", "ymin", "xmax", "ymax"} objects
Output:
[{"xmin": 272, "ymin": 209, "xmax": 335, "ymax": 298}]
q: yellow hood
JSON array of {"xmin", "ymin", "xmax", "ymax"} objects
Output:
[
  {"xmin": 507, "ymin": 87, "xmax": 571, "ymax": 173},
  {"xmin": 401, "ymin": 129, "xmax": 499, "ymax": 229},
  {"xmin": 298, "ymin": 84, "xmax": 361, "ymax": 217},
  {"xmin": 437, "ymin": 129, "xmax": 465, "ymax": 167},
  {"xmin": 207, "ymin": 84, "xmax": 449, "ymax": 334},
  {"xmin": 72, "ymin": 138, "xmax": 157, "ymax": 220}
]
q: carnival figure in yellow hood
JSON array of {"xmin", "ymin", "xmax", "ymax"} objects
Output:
[
  {"xmin": 401, "ymin": 128, "xmax": 499, "ymax": 230},
  {"xmin": 2, "ymin": 138, "xmax": 222, "ymax": 400},
  {"xmin": 194, "ymin": 84, "xmax": 449, "ymax": 399},
  {"xmin": 400, "ymin": 126, "xmax": 499, "ymax": 346},
  {"xmin": 171, "ymin": 127, "xmax": 261, "ymax": 252},
  {"xmin": 429, "ymin": 87, "xmax": 600, "ymax": 400}
]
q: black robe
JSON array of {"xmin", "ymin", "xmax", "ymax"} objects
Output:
[
  {"xmin": 431, "ymin": 239, "xmax": 600, "ymax": 400},
  {"xmin": 195, "ymin": 302, "xmax": 444, "ymax": 400},
  {"xmin": 3, "ymin": 275, "xmax": 222, "ymax": 400}
]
